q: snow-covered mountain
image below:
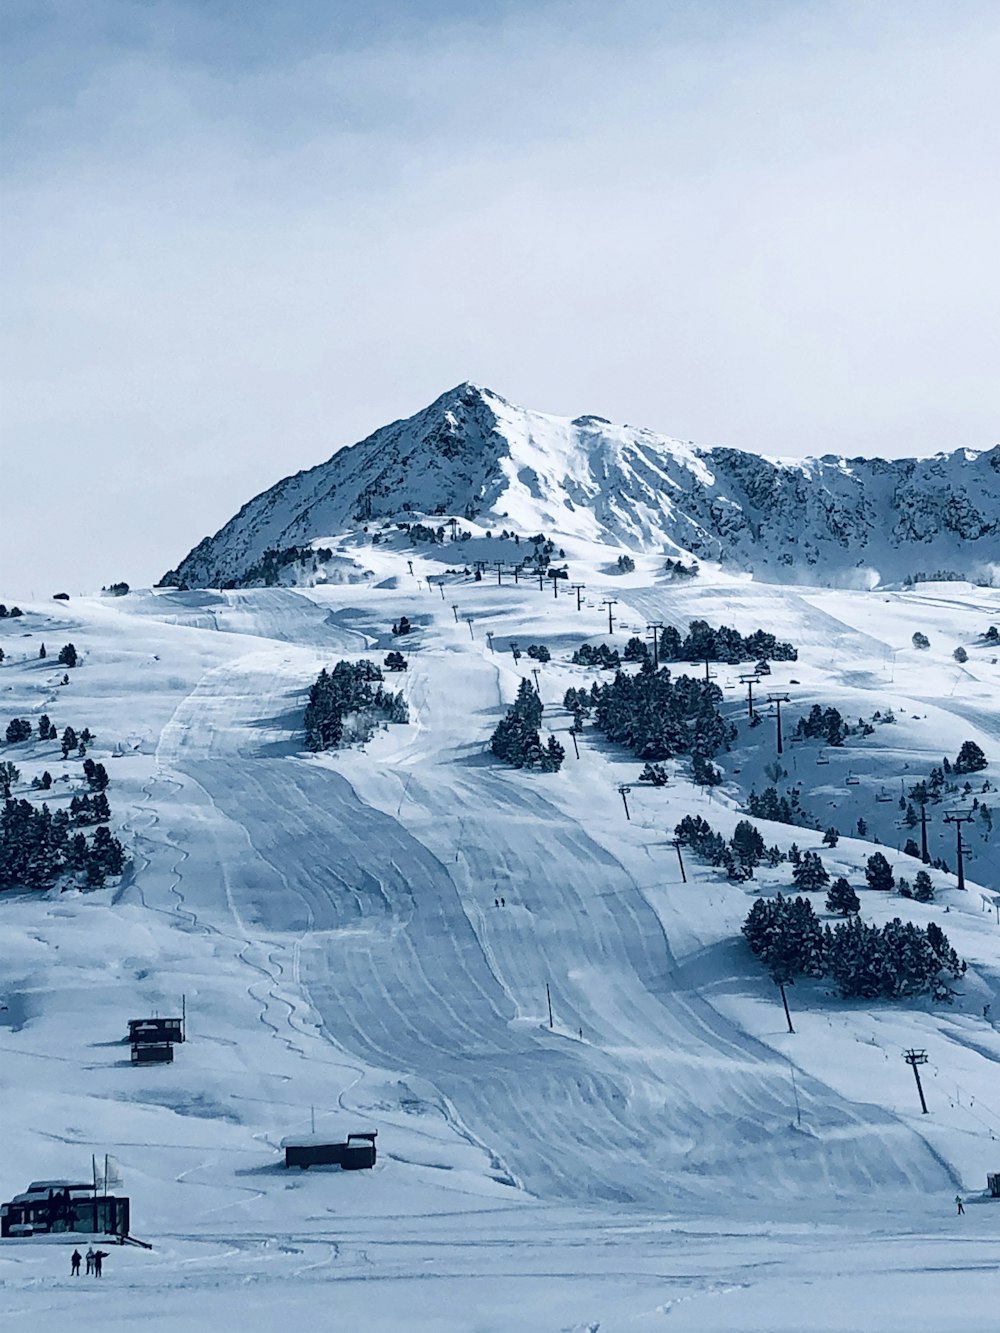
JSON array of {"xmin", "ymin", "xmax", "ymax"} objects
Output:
[{"xmin": 163, "ymin": 384, "xmax": 999, "ymax": 591}]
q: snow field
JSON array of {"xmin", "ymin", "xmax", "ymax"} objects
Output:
[{"xmin": 1, "ymin": 558, "xmax": 999, "ymax": 1330}]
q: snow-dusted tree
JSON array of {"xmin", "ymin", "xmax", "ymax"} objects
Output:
[
  {"xmin": 953, "ymin": 740, "xmax": 987, "ymax": 774},
  {"xmin": 864, "ymin": 851, "xmax": 895, "ymax": 892},
  {"xmin": 792, "ymin": 850, "xmax": 830, "ymax": 892},
  {"xmin": 913, "ymin": 870, "xmax": 935, "ymax": 902},
  {"xmin": 825, "ymin": 876, "xmax": 860, "ymax": 916},
  {"xmin": 911, "ymin": 632, "xmax": 930, "ymax": 650}
]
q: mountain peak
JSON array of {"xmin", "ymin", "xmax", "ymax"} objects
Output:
[{"xmin": 161, "ymin": 387, "xmax": 1000, "ymax": 591}]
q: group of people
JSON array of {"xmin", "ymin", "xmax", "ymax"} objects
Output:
[{"xmin": 70, "ymin": 1247, "xmax": 107, "ymax": 1277}]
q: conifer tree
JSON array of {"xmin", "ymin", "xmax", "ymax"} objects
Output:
[{"xmin": 825, "ymin": 877, "xmax": 860, "ymax": 916}]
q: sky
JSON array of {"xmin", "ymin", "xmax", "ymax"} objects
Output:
[{"xmin": 2, "ymin": 0, "xmax": 999, "ymax": 596}]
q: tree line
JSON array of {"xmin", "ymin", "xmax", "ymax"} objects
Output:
[{"xmin": 743, "ymin": 894, "xmax": 964, "ymax": 1002}]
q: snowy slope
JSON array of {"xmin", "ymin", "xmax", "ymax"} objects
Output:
[
  {"xmin": 162, "ymin": 383, "xmax": 1000, "ymax": 590},
  {"xmin": 2, "ymin": 552, "xmax": 1000, "ymax": 1330}
]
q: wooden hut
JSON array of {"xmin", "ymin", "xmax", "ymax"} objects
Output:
[
  {"xmin": 127, "ymin": 1016, "xmax": 184, "ymax": 1045},
  {"xmin": 281, "ymin": 1131, "xmax": 377, "ymax": 1171},
  {"xmin": 131, "ymin": 1041, "xmax": 173, "ymax": 1065},
  {"xmin": 1, "ymin": 1181, "xmax": 130, "ymax": 1239}
]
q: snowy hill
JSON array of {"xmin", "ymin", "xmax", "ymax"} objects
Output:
[
  {"xmin": 162, "ymin": 383, "xmax": 1000, "ymax": 590},
  {"xmin": 3, "ymin": 530, "xmax": 1000, "ymax": 1327}
]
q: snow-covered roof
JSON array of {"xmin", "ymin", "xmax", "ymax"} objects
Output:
[{"xmin": 280, "ymin": 1131, "xmax": 374, "ymax": 1149}]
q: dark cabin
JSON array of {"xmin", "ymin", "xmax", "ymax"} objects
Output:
[
  {"xmin": 1, "ymin": 1181, "xmax": 129, "ymax": 1239},
  {"xmin": 988, "ymin": 1173, "xmax": 1000, "ymax": 1198},
  {"xmin": 131, "ymin": 1042, "xmax": 173, "ymax": 1064},
  {"xmin": 282, "ymin": 1131, "xmax": 377, "ymax": 1171},
  {"xmin": 128, "ymin": 1017, "xmax": 184, "ymax": 1045}
]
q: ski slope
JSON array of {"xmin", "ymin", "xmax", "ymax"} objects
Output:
[{"xmin": 2, "ymin": 548, "xmax": 999, "ymax": 1331}]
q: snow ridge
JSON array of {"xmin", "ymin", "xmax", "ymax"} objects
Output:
[{"xmin": 162, "ymin": 384, "xmax": 1000, "ymax": 589}]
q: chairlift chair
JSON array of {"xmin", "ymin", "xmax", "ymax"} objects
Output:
[
  {"xmin": 845, "ymin": 772, "xmax": 860, "ymax": 786},
  {"xmin": 816, "ymin": 751, "xmax": 830, "ymax": 765},
  {"xmin": 876, "ymin": 788, "xmax": 893, "ymax": 803}
]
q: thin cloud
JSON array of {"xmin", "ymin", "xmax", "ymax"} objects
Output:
[{"xmin": 2, "ymin": 0, "xmax": 998, "ymax": 592}]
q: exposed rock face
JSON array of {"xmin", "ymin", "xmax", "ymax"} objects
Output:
[{"xmin": 162, "ymin": 383, "xmax": 999, "ymax": 589}]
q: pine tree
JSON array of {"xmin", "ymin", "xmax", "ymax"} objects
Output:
[
  {"xmin": 913, "ymin": 869, "xmax": 934, "ymax": 902},
  {"xmin": 792, "ymin": 850, "xmax": 830, "ymax": 892},
  {"xmin": 825, "ymin": 876, "xmax": 860, "ymax": 915},
  {"xmin": 865, "ymin": 852, "xmax": 895, "ymax": 892},
  {"xmin": 954, "ymin": 741, "xmax": 987, "ymax": 774},
  {"xmin": 57, "ymin": 643, "xmax": 78, "ymax": 668}
]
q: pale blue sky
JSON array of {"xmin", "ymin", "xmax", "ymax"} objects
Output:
[{"xmin": 2, "ymin": 0, "xmax": 998, "ymax": 593}]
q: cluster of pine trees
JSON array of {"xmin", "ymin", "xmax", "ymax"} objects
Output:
[
  {"xmin": 794, "ymin": 704, "xmax": 849, "ymax": 746},
  {"xmin": 491, "ymin": 679, "xmax": 564, "ymax": 771},
  {"xmin": 743, "ymin": 894, "xmax": 965, "ymax": 1001},
  {"xmin": 571, "ymin": 642, "xmax": 620, "ymax": 669},
  {"xmin": 658, "ymin": 619, "xmax": 797, "ymax": 665},
  {"xmin": 745, "ymin": 785, "xmax": 820, "ymax": 830},
  {"xmin": 304, "ymin": 660, "xmax": 408, "ymax": 751},
  {"xmin": 565, "ymin": 667, "xmax": 736, "ymax": 765},
  {"xmin": 675, "ymin": 814, "xmax": 784, "ymax": 881},
  {"xmin": 1, "ymin": 799, "xmax": 125, "ymax": 891}
]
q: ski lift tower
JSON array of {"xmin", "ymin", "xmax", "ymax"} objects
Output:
[
  {"xmin": 767, "ymin": 693, "xmax": 790, "ymax": 755},
  {"xmin": 944, "ymin": 810, "xmax": 975, "ymax": 891},
  {"xmin": 739, "ymin": 673, "xmax": 761, "ymax": 719}
]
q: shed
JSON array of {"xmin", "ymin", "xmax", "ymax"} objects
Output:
[
  {"xmin": 128, "ymin": 1017, "xmax": 184, "ymax": 1045},
  {"xmin": 1, "ymin": 1181, "xmax": 130, "ymax": 1239},
  {"xmin": 281, "ymin": 1131, "xmax": 377, "ymax": 1171},
  {"xmin": 988, "ymin": 1173, "xmax": 1000, "ymax": 1198},
  {"xmin": 131, "ymin": 1041, "xmax": 173, "ymax": 1064}
]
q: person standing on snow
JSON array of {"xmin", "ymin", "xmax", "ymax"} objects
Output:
[
  {"xmin": 71, "ymin": 1249, "xmax": 81, "ymax": 1276},
  {"xmin": 956, "ymin": 1195, "xmax": 965, "ymax": 1215},
  {"xmin": 93, "ymin": 1250, "xmax": 105, "ymax": 1277},
  {"xmin": 85, "ymin": 1247, "xmax": 95, "ymax": 1275}
]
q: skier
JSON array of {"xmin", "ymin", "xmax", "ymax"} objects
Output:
[
  {"xmin": 956, "ymin": 1195, "xmax": 965, "ymax": 1215},
  {"xmin": 71, "ymin": 1249, "xmax": 81, "ymax": 1276},
  {"xmin": 93, "ymin": 1250, "xmax": 105, "ymax": 1277},
  {"xmin": 85, "ymin": 1247, "xmax": 95, "ymax": 1275},
  {"xmin": 500, "ymin": 897, "xmax": 505, "ymax": 907}
]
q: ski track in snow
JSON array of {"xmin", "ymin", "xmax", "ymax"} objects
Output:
[{"xmin": 145, "ymin": 589, "xmax": 956, "ymax": 1208}]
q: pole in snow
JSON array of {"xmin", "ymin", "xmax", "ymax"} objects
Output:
[
  {"xmin": 944, "ymin": 810, "xmax": 974, "ymax": 891},
  {"xmin": 904, "ymin": 1048, "xmax": 929, "ymax": 1113},
  {"xmin": 571, "ymin": 583, "xmax": 585, "ymax": 610},
  {"xmin": 569, "ymin": 727, "xmax": 580, "ymax": 759},
  {"xmin": 618, "ymin": 784, "xmax": 631, "ymax": 820},
  {"xmin": 494, "ymin": 562, "xmax": 504, "ymax": 585},
  {"xmin": 670, "ymin": 837, "xmax": 687, "ymax": 883},
  {"xmin": 647, "ymin": 623, "xmax": 663, "ymax": 670},
  {"xmin": 532, "ymin": 667, "xmax": 541, "ymax": 694},
  {"xmin": 465, "ymin": 616, "xmax": 475, "ymax": 640},
  {"xmin": 546, "ymin": 983, "xmax": 554, "ymax": 1030},
  {"xmin": 767, "ymin": 693, "xmax": 790, "ymax": 755},
  {"xmin": 776, "ymin": 979, "xmax": 794, "ymax": 1034},
  {"xmin": 452, "ymin": 603, "xmax": 459, "ymax": 623},
  {"xmin": 788, "ymin": 1061, "xmax": 802, "ymax": 1127},
  {"xmin": 920, "ymin": 802, "xmax": 930, "ymax": 864},
  {"xmin": 739, "ymin": 673, "xmax": 760, "ymax": 718},
  {"xmin": 601, "ymin": 599, "xmax": 617, "ymax": 635},
  {"xmin": 486, "ymin": 631, "xmax": 495, "ymax": 653}
]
